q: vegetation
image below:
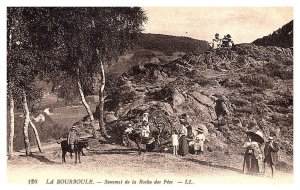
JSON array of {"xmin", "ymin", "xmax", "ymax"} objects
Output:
[
  {"xmin": 7, "ymin": 7, "xmax": 147, "ymax": 155},
  {"xmin": 253, "ymin": 20, "xmax": 293, "ymax": 48}
]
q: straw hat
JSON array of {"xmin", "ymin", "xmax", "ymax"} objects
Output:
[{"xmin": 71, "ymin": 126, "xmax": 76, "ymax": 130}]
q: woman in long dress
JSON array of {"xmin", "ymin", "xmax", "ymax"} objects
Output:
[
  {"xmin": 178, "ymin": 125, "xmax": 188, "ymax": 156},
  {"xmin": 243, "ymin": 134, "xmax": 263, "ymax": 175}
]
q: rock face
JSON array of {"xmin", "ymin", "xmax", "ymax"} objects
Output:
[{"xmin": 102, "ymin": 43, "xmax": 293, "ymax": 157}]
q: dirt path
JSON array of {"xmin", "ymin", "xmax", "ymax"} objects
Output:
[{"xmin": 7, "ymin": 142, "xmax": 292, "ymax": 184}]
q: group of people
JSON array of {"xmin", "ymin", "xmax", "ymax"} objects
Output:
[
  {"xmin": 172, "ymin": 124, "xmax": 206, "ymax": 156},
  {"xmin": 243, "ymin": 130, "xmax": 279, "ymax": 178},
  {"xmin": 66, "ymin": 112, "xmax": 279, "ymax": 179},
  {"xmin": 211, "ymin": 33, "xmax": 235, "ymax": 49}
]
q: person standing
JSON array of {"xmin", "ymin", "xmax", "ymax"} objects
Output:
[
  {"xmin": 178, "ymin": 125, "xmax": 188, "ymax": 156},
  {"xmin": 264, "ymin": 136, "xmax": 279, "ymax": 178},
  {"xmin": 194, "ymin": 128, "xmax": 206, "ymax": 155},
  {"xmin": 141, "ymin": 120, "xmax": 150, "ymax": 138},
  {"xmin": 211, "ymin": 33, "xmax": 221, "ymax": 49},
  {"xmin": 171, "ymin": 130, "xmax": 179, "ymax": 155},
  {"xmin": 242, "ymin": 132, "xmax": 263, "ymax": 175}
]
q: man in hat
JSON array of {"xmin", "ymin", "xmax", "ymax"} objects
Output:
[
  {"xmin": 68, "ymin": 125, "xmax": 79, "ymax": 151},
  {"xmin": 264, "ymin": 136, "xmax": 279, "ymax": 178},
  {"xmin": 194, "ymin": 128, "xmax": 206, "ymax": 155},
  {"xmin": 221, "ymin": 34, "xmax": 234, "ymax": 48},
  {"xmin": 226, "ymin": 34, "xmax": 234, "ymax": 48}
]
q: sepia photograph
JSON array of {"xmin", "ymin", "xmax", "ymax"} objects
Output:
[{"xmin": 4, "ymin": 2, "xmax": 296, "ymax": 187}]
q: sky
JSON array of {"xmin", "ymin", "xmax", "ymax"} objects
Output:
[{"xmin": 143, "ymin": 7, "xmax": 293, "ymax": 44}]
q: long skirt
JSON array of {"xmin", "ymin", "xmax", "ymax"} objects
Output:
[
  {"xmin": 178, "ymin": 135, "xmax": 188, "ymax": 156},
  {"xmin": 243, "ymin": 152, "xmax": 259, "ymax": 174}
]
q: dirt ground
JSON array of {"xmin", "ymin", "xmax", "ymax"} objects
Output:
[{"xmin": 7, "ymin": 143, "xmax": 292, "ymax": 184}]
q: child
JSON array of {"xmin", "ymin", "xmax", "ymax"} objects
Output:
[
  {"xmin": 194, "ymin": 128, "xmax": 205, "ymax": 154},
  {"xmin": 171, "ymin": 130, "xmax": 179, "ymax": 155},
  {"xmin": 68, "ymin": 126, "xmax": 78, "ymax": 151}
]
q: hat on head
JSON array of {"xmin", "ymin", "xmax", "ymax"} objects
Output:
[
  {"xmin": 71, "ymin": 126, "xmax": 76, "ymax": 130},
  {"xmin": 143, "ymin": 112, "xmax": 149, "ymax": 116},
  {"xmin": 269, "ymin": 136, "xmax": 274, "ymax": 140}
]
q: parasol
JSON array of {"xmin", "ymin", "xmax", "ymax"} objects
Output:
[{"xmin": 246, "ymin": 130, "xmax": 265, "ymax": 144}]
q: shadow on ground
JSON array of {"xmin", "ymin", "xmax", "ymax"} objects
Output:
[
  {"xmin": 183, "ymin": 157, "xmax": 243, "ymax": 174},
  {"xmin": 89, "ymin": 148, "xmax": 144, "ymax": 155},
  {"xmin": 19, "ymin": 154, "xmax": 57, "ymax": 165}
]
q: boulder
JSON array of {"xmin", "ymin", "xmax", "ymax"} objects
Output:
[
  {"xmin": 173, "ymin": 90, "xmax": 185, "ymax": 107},
  {"xmin": 105, "ymin": 111, "xmax": 118, "ymax": 123},
  {"xmin": 191, "ymin": 91, "xmax": 214, "ymax": 107}
]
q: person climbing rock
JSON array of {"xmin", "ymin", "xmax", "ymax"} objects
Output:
[{"xmin": 214, "ymin": 95, "xmax": 231, "ymax": 119}]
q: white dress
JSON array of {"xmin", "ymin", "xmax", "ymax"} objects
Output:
[
  {"xmin": 172, "ymin": 134, "xmax": 179, "ymax": 146},
  {"xmin": 194, "ymin": 134, "xmax": 205, "ymax": 151}
]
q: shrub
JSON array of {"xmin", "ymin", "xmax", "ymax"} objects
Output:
[
  {"xmin": 240, "ymin": 74, "xmax": 275, "ymax": 90},
  {"xmin": 231, "ymin": 98, "xmax": 250, "ymax": 107}
]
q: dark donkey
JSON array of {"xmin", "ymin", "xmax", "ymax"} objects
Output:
[
  {"xmin": 58, "ymin": 139, "xmax": 90, "ymax": 164},
  {"xmin": 123, "ymin": 126, "xmax": 162, "ymax": 155}
]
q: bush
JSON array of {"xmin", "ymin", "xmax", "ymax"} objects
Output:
[
  {"xmin": 240, "ymin": 74, "xmax": 275, "ymax": 90},
  {"xmin": 264, "ymin": 61, "xmax": 293, "ymax": 80},
  {"xmin": 231, "ymin": 98, "xmax": 250, "ymax": 107}
]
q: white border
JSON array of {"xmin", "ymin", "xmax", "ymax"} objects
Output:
[{"xmin": 1, "ymin": 1, "xmax": 299, "ymax": 190}]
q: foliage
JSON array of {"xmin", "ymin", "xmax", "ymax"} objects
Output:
[
  {"xmin": 240, "ymin": 74, "xmax": 275, "ymax": 90},
  {"xmin": 253, "ymin": 20, "xmax": 293, "ymax": 48}
]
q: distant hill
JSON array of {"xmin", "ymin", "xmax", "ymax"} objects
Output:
[
  {"xmin": 138, "ymin": 33, "xmax": 210, "ymax": 55},
  {"xmin": 107, "ymin": 33, "xmax": 210, "ymax": 75},
  {"xmin": 253, "ymin": 20, "xmax": 293, "ymax": 48}
]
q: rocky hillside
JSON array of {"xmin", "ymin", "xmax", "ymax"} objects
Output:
[
  {"xmin": 103, "ymin": 43, "xmax": 293, "ymax": 158},
  {"xmin": 253, "ymin": 20, "xmax": 293, "ymax": 48}
]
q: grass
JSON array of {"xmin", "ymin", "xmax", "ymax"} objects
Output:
[{"xmin": 9, "ymin": 104, "xmax": 96, "ymax": 151}]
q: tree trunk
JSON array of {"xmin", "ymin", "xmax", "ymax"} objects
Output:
[
  {"xmin": 96, "ymin": 49, "xmax": 108, "ymax": 137},
  {"xmin": 22, "ymin": 90, "xmax": 31, "ymax": 155},
  {"xmin": 29, "ymin": 120, "xmax": 44, "ymax": 153},
  {"xmin": 8, "ymin": 87, "xmax": 15, "ymax": 158},
  {"xmin": 77, "ymin": 68, "xmax": 95, "ymax": 122}
]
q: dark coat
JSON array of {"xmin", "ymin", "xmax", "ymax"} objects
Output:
[{"xmin": 264, "ymin": 141, "xmax": 279, "ymax": 165}]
